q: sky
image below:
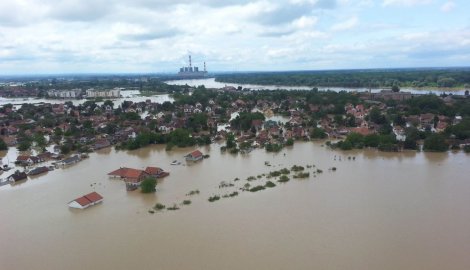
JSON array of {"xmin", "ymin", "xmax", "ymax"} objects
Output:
[{"xmin": 0, "ymin": 0, "xmax": 469, "ymax": 74}]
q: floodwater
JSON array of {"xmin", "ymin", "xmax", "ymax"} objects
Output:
[
  {"xmin": 0, "ymin": 91, "xmax": 174, "ymax": 108},
  {"xmin": 165, "ymin": 78, "xmax": 468, "ymax": 95},
  {"xmin": 1, "ymin": 142, "xmax": 470, "ymax": 270}
]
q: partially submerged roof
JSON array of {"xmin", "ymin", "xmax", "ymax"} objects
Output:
[{"xmin": 72, "ymin": 192, "xmax": 103, "ymax": 207}]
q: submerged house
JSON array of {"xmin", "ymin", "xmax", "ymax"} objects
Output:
[
  {"xmin": 68, "ymin": 192, "xmax": 103, "ymax": 209},
  {"xmin": 184, "ymin": 150, "xmax": 204, "ymax": 161},
  {"xmin": 7, "ymin": 171, "xmax": 27, "ymax": 182},
  {"xmin": 94, "ymin": 138, "xmax": 111, "ymax": 150},
  {"xmin": 27, "ymin": 166, "xmax": 50, "ymax": 176},
  {"xmin": 58, "ymin": 155, "xmax": 81, "ymax": 166},
  {"xmin": 108, "ymin": 167, "xmax": 150, "ymax": 190},
  {"xmin": 144, "ymin": 166, "xmax": 170, "ymax": 178}
]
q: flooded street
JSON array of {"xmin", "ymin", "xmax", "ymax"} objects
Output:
[{"xmin": 1, "ymin": 142, "xmax": 470, "ymax": 270}]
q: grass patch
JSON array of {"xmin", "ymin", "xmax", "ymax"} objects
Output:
[
  {"xmin": 249, "ymin": 185, "xmax": 266, "ymax": 192},
  {"xmin": 265, "ymin": 181, "xmax": 276, "ymax": 188},
  {"xmin": 154, "ymin": 203, "xmax": 166, "ymax": 210},
  {"xmin": 186, "ymin": 190, "xmax": 200, "ymax": 196},
  {"xmin": 278, "ymin": 175, "xmax": 290, "ymax": 183},
  {"xmin": 167, "ymin": 204, "xmax": 180, "ymax": 211},
  {"xmin": 208, "ymin": 195, "xmax": 221, "ymax": 202},
  {"xmin": 291, "ymin": 165, "xmax": 305, "ymax": 171},
  {"xmin": 293, "ymin": 172, "xmax": 310, "ymax": 179}
]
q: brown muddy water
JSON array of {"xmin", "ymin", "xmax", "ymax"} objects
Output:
[{"xmin": 1, "ymin": 142, "xmax": 469, "ymax": 270}]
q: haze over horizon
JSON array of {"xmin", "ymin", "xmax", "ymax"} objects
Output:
[{"xmin": 1, "ymin": 0, "xmax": 469, "ymax": 75}]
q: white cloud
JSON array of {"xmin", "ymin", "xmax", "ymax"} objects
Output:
[
  {"xmin": 382, "ymin": 0, "xmax": 432, "ymax": 7},
  {"xmin": 0, "ymin": 0, "xmax": 468, "ymax": 73},
  {"xmin": 331, "ymin": 16, "xmax": 358, "ymax": 31},
  {"xmin": 440, "ymin": 1, "xmax": 455, "ymax": 12}
]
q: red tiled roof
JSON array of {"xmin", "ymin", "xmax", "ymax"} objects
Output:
[
  {"xmin": 73, "ymin": 192, "xmax": 103, "ymax": 207},
  {"xmin": 145, "ymin": 167, "xmax": 163, "ymax": 175},
  {"xmin": 108, "ymin": 167, "xmax": 144, "ymax": 178},
  {"xmin": 190, "ymin": 150, "xmax": 203, "ymax": 158},
  {"xmin": 17, "ymin": 155, "xmax": 30, "ymax": 161},
  {"xmin": 84, "ymin": 192, "xmax": 103, "ymax": 203},
  {"xmin": 75, "ymin": 196, "xmax": 92, "ymax": 207},
  {"xmin": 350, "ymin": 127, "xmax": 374, "ymax": 136}
]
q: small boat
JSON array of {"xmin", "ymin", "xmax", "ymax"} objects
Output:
[{"xmin": 170, "ymin": 160, "xmax": 181, "ymax": 165}]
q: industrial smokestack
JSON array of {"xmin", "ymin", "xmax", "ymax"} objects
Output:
[{"xmin": 189, "ymin": 55, "xmax": 192, "ymax": 68}]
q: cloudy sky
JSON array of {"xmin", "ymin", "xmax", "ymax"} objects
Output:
[{"xmin": 0, "ymin": 0, "xmax": 469, "ymax": 74}]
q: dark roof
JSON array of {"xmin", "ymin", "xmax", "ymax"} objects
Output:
[
  {"xmin": 9, "ymin": 172, "xmax": 27, "ymax": 182},
  {"xmin": 62, "ymin": 155, "xmax": 80, "ymax": 164},
  {"xmin": 27, "ymin": 166, "xmax": 49, "ymax": 176}
]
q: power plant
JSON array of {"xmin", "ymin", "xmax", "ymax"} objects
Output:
[{"xmin": 177, "ymin": 55, "xmax": 208, "ymax": 78}]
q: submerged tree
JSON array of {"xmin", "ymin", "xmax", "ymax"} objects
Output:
[{"xmin": 141, "ymin": 177, "xmax": 157, "ymax": 193}]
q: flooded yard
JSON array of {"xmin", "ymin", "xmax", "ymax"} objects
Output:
[{"xmin": 1, "ymin": 142, "xmax": 470, "ymax": 270}]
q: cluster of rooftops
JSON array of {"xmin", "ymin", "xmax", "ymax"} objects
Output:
[{"xmin": 67, "ymin": 149, "xmax": 205, "ymax": 209}]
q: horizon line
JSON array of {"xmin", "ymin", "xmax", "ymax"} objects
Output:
[{"xmin": 1, "ymin": 66, "xmax": 470, "ymax": 78}]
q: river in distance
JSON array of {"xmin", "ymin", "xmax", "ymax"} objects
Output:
[
  {"xmin": 1, "ymin": 142, "xmax": 469, "ymax": 270},
  {"xmin": 165, "ymin": 78, "xmax": 468, "ymax": 95}
]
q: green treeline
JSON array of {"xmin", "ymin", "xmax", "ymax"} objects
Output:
[
  {"xmin": 119, "ymin": 128, "xmax": 210, "ymax": 150},
  {"xmin": 215, "ymin": 68, "xmax": 470, "ymax": 88}
]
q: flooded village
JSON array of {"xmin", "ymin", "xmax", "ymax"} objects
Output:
[{"xmin": 1, "ymin": 79, "xmax": 470, "ymax": 270}]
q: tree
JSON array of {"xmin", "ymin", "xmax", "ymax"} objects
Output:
[
  {"xmin": 0, "ymin": 138, "xmax": 7, "ymax": 150},
  {"xmin": 369, "ymin": 107, "xmax": 386, "ymax": 124},
  {"xmin": 285, "ymin": 138, "xmax": 294, "ymax": 146},
  {"xmin": 226, "ymin": 133, "xmax": 236, "ymax": 149},
  {"xmin": 423, "ymin": 134, "xmax": 448, "ymax": 152},
  {"xmin": 33, "ymin": 133, "xmax": 47, "ymax": 148},
  {"xmin": 391, "ymin": 85, "xmax": 400, "ymax": 92},
  {"xmin": 141, "ymin": 177, "xmax": 157, "ymax": 193},
  {"xmin": 310, "ymin": 128, "xmax": 327, "ymax": 139},
  {"xmin": 103, "ymin": 100, "xmax": 114, "ymax": 108},
  {"xmin": 17, "ymin": 138, "xmax": 32, "ymax": 151},
  {"xmin": 364, "ymin": 134, "xmax": 380, "ymax": 147}
]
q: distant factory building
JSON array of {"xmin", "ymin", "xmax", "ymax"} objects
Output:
[{"xmin": 177, "ymin": 55, "xmax": 208, "ymax": 79}]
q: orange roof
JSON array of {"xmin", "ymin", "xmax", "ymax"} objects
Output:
[
  {"xmin": 84, "ymin": 192, "xmax": 103, "ymax": 203},
  {"xmin": 17, "ymin": 155, "xmax": 31, "ymax": 161},
  {"xmin": 190, "ymin": 150, "xmax": 203, "ymax": 158},
  {"xmin": 350, "ymin": 127, "xmax": 374, "ymax": 136},
  {"xmin": 108, "ymin": 167, "xmax": 146, "ymax": 179},
  {"xmin": 145, "ymin": 167, "xmax": 163, "ymax": 175},
  {"xmin": 75, "ymin": 196, "xmax": 92, "ymax": 207},
  {"xmin": 72, "ymin": 192, "xmax": 103, "ymax": 207}
]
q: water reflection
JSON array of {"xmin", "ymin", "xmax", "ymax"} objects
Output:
[{"xmin": 423, "ymin": 151, "xmax": 449, "ymax": 163}]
